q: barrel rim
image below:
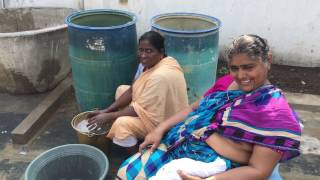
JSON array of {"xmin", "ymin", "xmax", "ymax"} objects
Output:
[
  {"xmin": 71, "ymin": 111, "xmax": 108, "ymax": 136},
  {"xmin": 24, "ymin": 144, "xmax": 109, "ymax": 180},
  {"xmin": 151, "ymin": 12, "xmax": 222, "ymax": 34},
  {"xmin": 0, "ymin": 7, "xmax": 74, "ymax": 37},
  {"xmin": 65, "ymin": 9, "xmax": 137, "ymax": 30}
]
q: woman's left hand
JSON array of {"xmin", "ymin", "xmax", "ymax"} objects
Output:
[{"xmin": 177, "ymin": 170, "xmax": 203, "ymax": 180}]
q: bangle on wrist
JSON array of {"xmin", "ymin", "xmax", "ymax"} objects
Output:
[{"xmin": 205, "ymin": 176, "xmax": 216, "ymax": 180}]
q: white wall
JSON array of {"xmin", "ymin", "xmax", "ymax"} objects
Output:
[
  {"xmin": 4, "ymin": 0, "xmax": 84, "ymax": 9},
  {"xmin": 4, "ymin": 0, "xmax": 320, "ymax": 67},
  {"xmin": 85, "ymin": 0, "xmax": 320, "ymax": 67}
]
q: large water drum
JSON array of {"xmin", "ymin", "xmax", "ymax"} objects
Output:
[
  {"xmin": 65, "ymin": 9, "xmax": 138, "ymax": 111},
  {"xmin": 151, "ymin": 13, "xmax": 221, "ymax": 102}
]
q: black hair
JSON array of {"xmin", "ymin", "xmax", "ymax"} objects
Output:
[{"xmin": 139, "ymin": 31, "xmax": 166, "ymax": 55}]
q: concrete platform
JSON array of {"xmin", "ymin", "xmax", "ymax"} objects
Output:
[
  {"xmin": 11, "ymin": 77, "xmax": 73, "ymax": 144},
  {"xmin": 0, "ymin": 88, "xmax": 319, "ymax": 179}
]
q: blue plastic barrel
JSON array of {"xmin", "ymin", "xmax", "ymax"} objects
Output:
[
  {"xmin": 65, "ymin": 9, "xmax": 138, "ymax": 111},
  {"xmin": 151, "ymin": 13, "xmax": 221, "ymax": 102}
]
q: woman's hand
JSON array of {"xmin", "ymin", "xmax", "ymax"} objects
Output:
[
  {"xmin": 177, "ymin": 170, "xmax": 204, "ymax": 180},
  {"xmin": 87, "ymin": 110, "xmax": 103, "ymax": 118},
  {"xmin": 139, "ymin": 128, "xmax": 164, "ymax": 153},
  {"xmin": 87, "ymin": 112, "xmax": 116, "ymax": 130}
]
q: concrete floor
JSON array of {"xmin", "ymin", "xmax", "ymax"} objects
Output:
[
  {"xmin": 0, "ymin": 91, "xmax": 129, "ymax": 180},
  {"xmin": 0, "ymin": 89, "xmax": 319, "ymax": 180}
]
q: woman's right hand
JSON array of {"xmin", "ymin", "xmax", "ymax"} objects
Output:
[
  {"xmin": 138, "ymin": 107, "xmax": 196, "ymax": 153},
  {"xmin": 139, "ymin": 128, "xmax": 164, "ymax": 153}
]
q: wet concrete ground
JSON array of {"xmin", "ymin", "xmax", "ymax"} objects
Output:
[
  {"xmin": 0, "ymin": 91, "xmax": 129, "ymax": 180},
  {"xmin": 0, "ymin": 89, "xmax": 319, "ymax": 180}
]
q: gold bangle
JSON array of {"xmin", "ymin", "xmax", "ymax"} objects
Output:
[{"xmin": 204, "ymin": 176, "xmax": 216, "ymax": 180}]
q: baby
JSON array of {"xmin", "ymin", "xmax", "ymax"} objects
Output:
[{"xmin": 149, "ymin": 157, "xmax": 227, "ymax": 180}]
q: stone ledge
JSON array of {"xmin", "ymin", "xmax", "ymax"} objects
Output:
[
  {"xmin": 11, "ymin": 76, "xmax": 73, "ymax": 144},
  {"xmin": 285, "ymin": 92, "xmax": 320, "ymax": 107}
]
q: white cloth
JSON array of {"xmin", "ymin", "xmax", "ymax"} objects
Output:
[
  {"xmin": 76, "ymin": 119, "xmax": 90, "ymax": 133},
  {"xmin": 150, "ymin": 157, "xmax": 227, "ymax": 180},
  {"xmin": 112, "ymin": 135, "xmax": 138, "ymax": 147},
  {"xmin": 134, "ymin": 63, "xmax": 144, "ymax": 80}
]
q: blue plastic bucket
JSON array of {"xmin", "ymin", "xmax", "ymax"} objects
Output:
[{"xmin": 25, "ymin": 144, "xmax": 109, "ymax": 180}]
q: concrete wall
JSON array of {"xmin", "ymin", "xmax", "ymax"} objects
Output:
[
  {"xmin": 4, "ymin": 0, "xmax": 83, "ymax": 9},
  {"xmin": 4, "ymin": 0, "xmax": 320, "ymax": 67},
  {"xmin": 85, "ymin": 0, "xmax": 320, "ymax": 67}
]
